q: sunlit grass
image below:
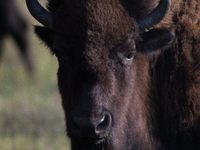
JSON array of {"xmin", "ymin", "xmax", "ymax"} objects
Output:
[{"xmin": 0, "ymin": 36, "xmax": 71, "ymax": 150}]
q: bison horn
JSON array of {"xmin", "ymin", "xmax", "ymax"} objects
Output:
[
  {"xmin": 26, "ymin": 0, "xmax": 53, "ymax": 30},
  {"xmin": 138, "ymin": 0, "xmax": 171, "ymax": 33}
]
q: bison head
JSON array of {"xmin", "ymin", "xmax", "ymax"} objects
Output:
[{"xmin": 27, "ymin": 0, "xmax": 174, "ymax": 149}]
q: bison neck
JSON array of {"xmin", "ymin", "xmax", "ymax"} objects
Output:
[{"xmin": 153, "ymin": 0, "xmax": 200, "ymax": 148}]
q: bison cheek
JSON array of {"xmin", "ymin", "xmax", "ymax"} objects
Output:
[{"xmin": 57, "ymin": 67, "xmax": 73, "ymax": 115}]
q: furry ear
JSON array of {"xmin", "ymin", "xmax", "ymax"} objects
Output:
[
  {"xmin": 34, "ymin": 26, "xmax": 54, "ymax": 48},
  {"xmin": 137, "ymin": 29, "xmax": 175, "ymax": 53}
]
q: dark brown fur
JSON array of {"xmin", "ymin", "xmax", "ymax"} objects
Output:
[
  {"xmin": 155, "ymin": 0, "xmax": 200, "ymax": 149},
  {"xmin": 34, "ymin": 0, "xmax": 200, "ymax": 149}
]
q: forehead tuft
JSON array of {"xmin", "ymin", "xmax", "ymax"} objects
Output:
[
  {"xmin": 49, "ymin": 0, "xmax": 139, "ymax": 72},
  {"xmin": 50, "ymin": 0, "xmax": 138, "ymax": 48}
]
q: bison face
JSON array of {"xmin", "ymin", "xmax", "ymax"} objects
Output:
[
  {"xmin": 35, "ymin": 26, "xmax": 174, "ymax": 150},
  {"xmin": 28, "ymin": 0, "xmax": 173, "ymax": 149}
]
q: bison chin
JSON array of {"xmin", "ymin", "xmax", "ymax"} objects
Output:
[{"xmin": 71, "ymin": 138, "xmax": 112, "ymax": 150}]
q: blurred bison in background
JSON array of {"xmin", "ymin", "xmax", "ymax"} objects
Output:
[
  {"xmin": 0, "ymin": 0, "xmax": 34, "ymax": 73},
  {"xmin": 27, "ymin": 0, "xmax": 200, "ymax": 149}
]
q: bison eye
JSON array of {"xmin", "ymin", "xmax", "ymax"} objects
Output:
[{"xmin": 126, "ymin": 51, "xmax": 136, "ymax": 61}]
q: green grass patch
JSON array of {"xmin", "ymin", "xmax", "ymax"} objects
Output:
[{"xmin": 0, "ymin": 18, "xmax": 70, "ymax": 150}]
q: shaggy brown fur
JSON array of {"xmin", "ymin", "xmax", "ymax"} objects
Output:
[
  {"xmin": 155, "ymin": 0, "xmax": 200, "ymax": 149},
  {"xmin": 34, "ymin": 0, "xmax": 200, "ymax": 149}
]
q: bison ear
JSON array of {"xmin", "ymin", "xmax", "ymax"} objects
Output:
[
  {"xmin": 137, "ymin": 29, "xmax": 174, "ymax": 53},
  {"xmin": 34, "ymin": 26, "xmax": 54, "ymax": 48}
]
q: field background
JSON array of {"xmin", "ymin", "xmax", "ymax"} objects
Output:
[{"xmin": 0, "ymin": 0, "xmax": 71, "ymax": 149}]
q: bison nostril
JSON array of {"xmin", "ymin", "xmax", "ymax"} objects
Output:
[
  {"xmin": 96, "ymin": 115, "xmax": 111, "ymax": 132},
  {"xmin": 71, "ymin": 111, "xmax": 112, "ymax": 139}
]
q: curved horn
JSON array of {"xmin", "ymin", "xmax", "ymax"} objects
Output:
[
  {"xmin": 138, "ymin": 0, "xmax": 171, "ymax": 33},
  {"xmin": 26, "ymin": 0, "xmax": 53, "ymax": 29}
]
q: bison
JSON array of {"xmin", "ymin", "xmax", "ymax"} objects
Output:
[
  {"xmin": 26, "ymin": 0, "xmax": 200, "ymax": 149},
  {"xmin": 0, "ymin": 0, "xmax": 34, "ymax": 73}
]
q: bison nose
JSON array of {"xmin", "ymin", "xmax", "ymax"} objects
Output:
[{"xmin": 71, "ymin": 111, "xmax": 112, "ymax": 140}]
